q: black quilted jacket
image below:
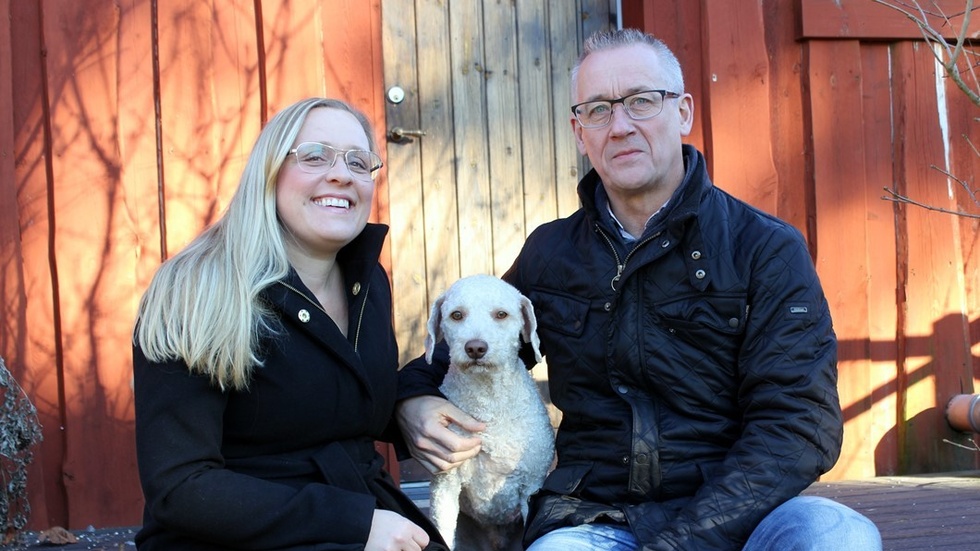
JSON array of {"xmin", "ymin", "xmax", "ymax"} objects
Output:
[{"xmin": 399, "ymin": 145, "xmax": 841, "ymax": 550}]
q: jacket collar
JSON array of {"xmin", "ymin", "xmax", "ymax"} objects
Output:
[
  {"xmin": 578, "ymin": 144, "xmax": 712, "ymax": 238},
  {"xmin": 278, "ymin": 222, "xmax": 389, "ymax": 316}
]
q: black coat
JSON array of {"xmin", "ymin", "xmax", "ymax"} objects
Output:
[
  {"xmin": 399, "ymin": 146, "xmax": 842, "ymax": 550},
  {"xmin": 134, "ymin": 224, "xmax": 445, "ymax": 551}
]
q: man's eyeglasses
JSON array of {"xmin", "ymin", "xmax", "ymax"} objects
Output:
[
  {"xmin": 571, "ymin": 90, "xmax": 681, "ymax": 128},
  {"xmin": 288, "ymin": 142, "xmax": 383, "ymax": 180}
]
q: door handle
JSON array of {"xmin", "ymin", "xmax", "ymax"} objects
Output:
[{"xmin": 388, "ymin": 127, "xmax": 426, "ymax": 143}]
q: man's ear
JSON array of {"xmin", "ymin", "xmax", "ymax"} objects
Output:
[
  {"xmin": 678, "ymin": 93, "xmax": 695, "ymax": 137},
  {"xmin": 571, "ymin": 116, "xmax": 588, "ymax": 155}
]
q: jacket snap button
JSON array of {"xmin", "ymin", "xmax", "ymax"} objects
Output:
[
  {"xmin": 661, "ymin": 239, "xmax": 670, "ymax": 248},
  {"xmin": 691, "ymin": 250, "xmax": 702, "ymax": 260},
  {"xmin": 352, "ymin": 282, "xmax": 361, "ymax": 296},
  {"xmin": 695, "ymin": 269, "xmax": 706, "ymax": 279},
  {"xmin": 729, "ymin": 317, "xmax": 739, "ymax": 328},
  {"xmin": 622, "ymin": 455, "xmax": 630, "ymax": 464},
  {"xmin": 298, "ymin": 309, "xmax": 311, "ymax": 323},
  {"xmin": 617, "ymin": 385, "xmax": 628, "ymax": 394},
  {"xmin": 604, "ymin": 302, "xmax": 611, "ymax": 311}
]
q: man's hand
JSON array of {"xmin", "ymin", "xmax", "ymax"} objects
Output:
[
  {"xmin": 365, "ymin": 510, "xmax": 429, "ymax": 551},
  {"xmin": 396, "ymin": 395, "xmax": 485, "ymax": 473}
]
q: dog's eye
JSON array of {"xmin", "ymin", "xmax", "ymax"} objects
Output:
[
  {"xmin": 450, "ymin": 311, "xmax": 464, "ymax": 321},
  {"xmin": 495, "ymin": 310, "xmax": 508, "ymax": 320}
]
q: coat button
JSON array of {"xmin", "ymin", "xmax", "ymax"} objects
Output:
[
  {"xmin": 352, "ymin": 282, "xmax": 361, "ymax": 295},
  {"xmin": 617, "ymin": 385, "xmax": 628, "ymax": 394},
  {"xmin": 661, "ymin": 239, "xmax": 670, "ymax": 248},
  {"xmin": 729, "ymin": 317, "xmax": 739, "ymax": 328},
  {"xmin": 298, "ymin": 309, "xmax": 311, "ymax": 323},
  {"xmin": 695, "ymin": 269, "xmax": 706, "ymax": 279},
  {"xmin": 691, "ymin": 250, "xmax": 702, "ymax": 260}
]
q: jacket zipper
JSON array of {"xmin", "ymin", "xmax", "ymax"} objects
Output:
[
  {"xmin": 352, "ymin": 284, "xmax": 369, "ymax": 351},
  {"xmin": 595, "ymin": 225, "xmax": 663, "ymax": 291},
  {"xmin": 276, "ymin": 280, "xmax": 370, "ymax": 352}
]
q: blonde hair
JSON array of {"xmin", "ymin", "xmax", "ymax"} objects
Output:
[{"xmin": 134, "ymin": 98, "xmax": 378, "ymax": 390}]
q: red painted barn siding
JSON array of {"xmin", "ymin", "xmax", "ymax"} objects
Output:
[{"xmin": 0, "ymin": 0, "xmax": 386, "ymax": 531}]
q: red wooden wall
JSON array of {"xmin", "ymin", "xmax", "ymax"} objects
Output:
[
  {"xmin": 0, "ymin": 0, "xmax": 387, "ymax": 531},
  {"xmin": 1, "ymin": 0, "xmax": 978, "ymax": 533}
]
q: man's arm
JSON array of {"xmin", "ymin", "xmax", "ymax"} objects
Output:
[{"xmin": 396, "ymin": 341, "xmax": 485, "ymax": 473}]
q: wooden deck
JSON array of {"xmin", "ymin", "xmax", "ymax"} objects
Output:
[
  {"xmin": 803, "ymin": 471, "xmax": 980, "ymax": 550},
  {"xmin": 2, "ymin": 473, "xmax": 979, "ymax": 550}
]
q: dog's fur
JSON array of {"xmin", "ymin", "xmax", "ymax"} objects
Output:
[{"xmin": 424, "ymin": 275, "xmax": 555, "ymax": 551}]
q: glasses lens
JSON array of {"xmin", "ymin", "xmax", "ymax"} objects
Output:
[
  {"xmin": 345, "ymin": 150, "xmax": 382, "ymax": 176},
  {"xmin": 624, "ymin": 91, "xmax": 663, "ymax": 119},
  {"xmin": 576, "ymin": 102, "xmax": 612, "ymax": 127},
  {"xmin": 294, "ymin": 143, "xmax": 337, "ymax": 172}
]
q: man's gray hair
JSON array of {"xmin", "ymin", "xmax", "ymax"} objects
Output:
[{"xmin": 571, "ymin": 28, "xmax": 685, "ymax": 96}]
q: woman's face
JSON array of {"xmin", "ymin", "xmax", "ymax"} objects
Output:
[{"xmin": 275, "ymin": 107, "xmax": 376, "ymax": 260}]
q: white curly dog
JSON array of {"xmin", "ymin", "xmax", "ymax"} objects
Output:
[{"xmin": 425, "ymin": 274, "xmax": 555, "ymax": 551}]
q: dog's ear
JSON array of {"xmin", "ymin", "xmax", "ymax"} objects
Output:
[
  {"xmin": 424, "ymin": 292, "xmax": 447, "ymax": 364},
  {"xmin": 519, "ymin": 294, "xmax": 543, "ymax": 363}
]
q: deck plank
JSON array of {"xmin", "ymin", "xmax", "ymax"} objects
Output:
[{"xmin": 804, "ymin": 472, "xmax": 980, "ymax": 550}]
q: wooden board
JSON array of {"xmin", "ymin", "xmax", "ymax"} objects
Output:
[{"xmin": 798, "ymin": 0, "xmax": 980, "ymax": 41}]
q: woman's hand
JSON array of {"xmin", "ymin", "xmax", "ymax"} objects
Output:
[
  {"xmin": 396, "ymin": 395, "xmax": 485, "ymax": 473},
  {"xmin": 365, "ymin": 510, "xmax": 429, "ymax": 551}
]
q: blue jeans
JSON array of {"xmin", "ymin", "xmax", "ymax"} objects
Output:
[{"xmin": 525, "ymin": 496, "xmax": 882, "ymax": 550}]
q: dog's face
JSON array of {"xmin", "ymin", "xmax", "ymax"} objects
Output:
[{"xmin": 425, "ymin": 275, "xmax": 542, "ymax": 369}]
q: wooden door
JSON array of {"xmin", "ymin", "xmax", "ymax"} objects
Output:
[
  {"xmin": 380, "ymin": 0, "xmax": 611, "ymax": 364},
  {"xmin": 380, "ymin": 0, "xmax": 612, "ymax": 481}
]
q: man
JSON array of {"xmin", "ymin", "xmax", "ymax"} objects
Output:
[{"xmin": 397, "ymin": 29, "xmax": 881, "ymax": 550}]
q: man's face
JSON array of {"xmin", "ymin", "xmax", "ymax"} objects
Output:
[{"xmin": 572, "ymin": 44, "xmax": 693, "ymax": 199}]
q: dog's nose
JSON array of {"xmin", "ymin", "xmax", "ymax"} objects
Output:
[{"xmin": 464, "ymin": 339, "xmax": 488, "ymax": 360}]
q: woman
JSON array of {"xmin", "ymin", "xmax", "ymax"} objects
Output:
[{"xmin": 133, "ymin": 98, "xmax": 445, "ymax": 551}]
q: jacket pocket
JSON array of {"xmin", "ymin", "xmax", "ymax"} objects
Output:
[
  {"xmin": 654, "ymin": 292, "xmax": 747, "ymax": 352},
  {"xmin": 539, "ymin": 461, "xmax": 594, "ymax": 496},
  {"xmin": 655, "ymin": 293, "xmax": 747, "ymax": 334}
]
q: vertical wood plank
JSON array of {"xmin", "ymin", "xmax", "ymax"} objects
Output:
[
  {"xmin": 0, "ymin": 0, "xmax": 56, "ymax": 530},
  {"xmin": 945, "ymin": 44, "xmax": 980, "ymax": 398},
  {"xmin": 858, "ymin": 42, "xmax": 902, "ymax": 476},
  {"xmin": 579, "ymin": 0, "xmax": 609, "ymax": 43},
  {"xmin": 119, "ymin": 0, "xmax": 165, "ymax": 310},
  {"xmin": 260, "ymin": 0, "xmax": 328, "ymax": 110},
  {"xmin": 40, "ymin": 0, "xmax": 142, "ymax": 526},
  {"xmin": 701, "ymin": 0, "xmax": 778, "ymax": 213},
  {"xmin": 450, "ymin": 0, "xmax": 492, "ymax": 277},
  {"xmin": 516, "ymin": 0, "xmax": 558, "ymax": 250},
  {"xmin": 548, "ymin": 0, "xmax": 582, "ymax": 218},
  {"xmin": 382, "ymin": 0, "xmax": 428, "ymax": 366},
  {"xmin": 6, "ymin": 0, "xmax": 65, "ymax": 529},
  {"xmin": 416, "ymin": 0, "xmax": 461, "ymax": 300},
  {"xmin": 210, "ymin": 0, "xmax": 261, "ymax": 212},
  {"xmin": 482, "ymin": 0, "xmax": 522, "ymax": 276},
  {"xmin": 892, "ymin": 41, "xmax": 974, "ymax": 473},
  {"xmin": 762, "ymin": 0, "xmax": 809, "ymax": 237},
  {"xmin": 156, "ymin": 0, "xmax": 226, "ymax": 253},
  {"xmin": 806, "ymin": 39, "xmax": 876, "ymax": 480}
]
